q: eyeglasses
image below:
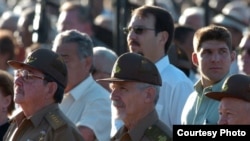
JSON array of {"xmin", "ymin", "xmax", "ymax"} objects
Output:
[
  {"xmin": 123, "ymin": 26, "xmax": 155, "ymax": 35},
  {"xmin": 16, "ymin": 69, "xmax": 45, "ymax": 81}
]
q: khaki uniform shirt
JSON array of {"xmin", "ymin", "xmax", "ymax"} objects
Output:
[
  {"xmin": 111, "ymin": 109, "xmax": 172, "ymax": 141},
  {"xmin": 3, "ymin": 104, "xmax": 84, "ymax": 141}
]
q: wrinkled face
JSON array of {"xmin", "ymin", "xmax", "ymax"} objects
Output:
[
  {"xmin": 238, "ymin": 37, "xmax": 250, "ymax": 75},
  {"xmin": 192, "ymin": 40, "xmax": 234, "ymax": 86},
  {"xmin": 13, "ymin": 68, "xmax": 48, "ymax": 108},
  {"xmin": 126, "ymin": 14, "xmax": 164, "ymax": 62},
  {"xmin": 110, "ymin": 81, "xmax": 147, "ymax": 121},
  {"xmin": 52, "ymin": 42, "xmax": 90, "ymax": 92},
  {"xmin": 218, "ymin": 97, "xmax": 250, "ymax": 125}
]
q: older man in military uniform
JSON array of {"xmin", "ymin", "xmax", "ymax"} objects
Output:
[
  {"xmin": 98, "ymin": 52, "xmax": 172, "ymax": 141},
  {"xmin": 3, "ymin": 48, "xmax": 84, "ymax": 141}
]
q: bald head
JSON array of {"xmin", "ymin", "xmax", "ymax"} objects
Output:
[{"xmin": 92, "ymin": 46, "xmax": 118, "ymax": 91}]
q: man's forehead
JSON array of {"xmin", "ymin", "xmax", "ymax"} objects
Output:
[
  {"xmin": 129, "ymin": 14, "xmax": 155, "ymax": 25},
  {"xmin": 200, "ymin": 40, "xmax": 228, "ymax": 47},
  {"xmin": 131, "ymin": 13, "xmax": 155, "ymax": 20},
  {"xmin": 221, "ymin": 97, "xmax": 247, "ymax": 105}
]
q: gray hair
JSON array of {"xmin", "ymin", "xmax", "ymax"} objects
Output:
[
  {"xmin": 52, "ymin": 29, "xmax": 93, "ymax": 59},
  {"xmin": 136, "ymin": 82, "xmax": 160, "ymax": 104},
  {"xmin": 93, "ymin": 46, "xmax": 118, "ymax": 73}
]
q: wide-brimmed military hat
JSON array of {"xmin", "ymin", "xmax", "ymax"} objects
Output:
[
  {"xmin": 98, "ymin": 52, "xmax": 162, "ymax": 86},
  {"xmin": 212, "ymin": 10, "xmax": 248, "ymax": 33},
  {"xmin": 8, "ymin": 48, "xmax": 67, "ymax": 88},
  {"xmin": 206, "ymin": 74, "xmax": 250, "ymax": 101}
]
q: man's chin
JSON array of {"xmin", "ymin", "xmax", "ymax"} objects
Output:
[
  {"xmin": 129, "ymin": 50, "xmax": 144, "ymax": 56},
  {"xmin": 133, "ymin": 52, "xmax": 144, "ymax": 56},
  {"xmin": 137, "ymin": 52, "xmax": 144, "ymax": 56}
]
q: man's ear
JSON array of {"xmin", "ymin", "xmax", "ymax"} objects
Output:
[
  {"xmin": 230, "ymin": 50, "xmax": 236, "ymax": 62},
  {"xmin": 85, "ymin": 56, "xmax": 93, "ymax": 71},
  {"xmin": 157, "ymin": 31, "xmax": 168, "ymax": 48},
  {"xmin": 46, "ymin": 82, "xmax": 57, "ymax": 99},
  {"xmin": 160, "ymin": 31, "xmax": 169, "ymax": 43},
  {"xmin": 144, "ymin": 86, "xmax": 156, "ymax": 103},
  {"xmin": 192, "ymin": 52, "xmax": 198, "ymax": 67}
]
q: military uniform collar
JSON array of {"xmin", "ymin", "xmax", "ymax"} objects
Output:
[
  {"xmin": 11, "ymin": 104, "xmax": 59, "ymax": 128},
  {"xmin": 29, "ymin": 104, "xmax": 59, "ymax": 127},
  {"xmin": 129, "ymin": 109, "xmax": 158, "ymax": 140}
]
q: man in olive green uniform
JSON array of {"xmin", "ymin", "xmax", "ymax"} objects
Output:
[
  {"xmin": 98, "ymin": 52, "xmax": 172, "ymax": 141},
  {"xmin": 3, "ymin": 48, "xmax": 84, "ymax": 141}
]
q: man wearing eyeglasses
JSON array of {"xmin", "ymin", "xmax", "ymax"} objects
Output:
[
  {"xmin": 118, "ymin": 5, "xmax": 194, "ymax": 134},
  {"xmin": 3, "ymin": 48, "xmax": 84, "ymax": 141}
]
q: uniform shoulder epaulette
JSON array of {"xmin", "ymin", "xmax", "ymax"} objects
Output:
[
  {"xmin": 145, "ymin": 125, "xmax": 171, "ymax": 141},
  {"xmin": 45, "ymin": 112, "xmax": 66, "ymax": 130}
]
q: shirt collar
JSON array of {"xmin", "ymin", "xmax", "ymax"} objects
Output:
[
  {"xmin": 194, "ymin": 73, "xmax": 230, "ymax": 95},
  {"xmin": 69, "ymin": 75, "xmax": 94, "ymax": 100},
  {"xmin": 155, "ymin": 55, "xmax": 169, "ymax": 73}
]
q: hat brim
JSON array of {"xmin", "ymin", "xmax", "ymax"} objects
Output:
[
  {"xmin": 97, "ymin": 77, "xmax": 135, "ymax": 82},
  {"xmin": 8, "ymin": 60, "xmax": 36, "ymax": 70},
  {"xmin": 206, "ymin": 92, "xmax": 238, "ymax": 101},
  {"xmin": 213, "ymin": 14, "xmax": 245, "ymax": 32}
]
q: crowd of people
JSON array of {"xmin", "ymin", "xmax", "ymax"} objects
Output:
[{"xmin": 0, "ymin": 0, "xmax": 250, "ymax": 141}]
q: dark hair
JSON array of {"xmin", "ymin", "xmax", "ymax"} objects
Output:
[
  {"xmin": 0, "ymin": 30, "xmax": 15, "ymax": 60},
  {"xmin": 193, "ymin": 25, "xmax": 232, "ymax": 52},
  {"xmin": 0, "ymin": 70, "xmax": 14, "ymax": 115},
  {"xmin": 44, "ymin": 74, "xmax": 64, "ymax": 103},
  {"xmin": 174, "ymin": 25, "xmax": 195, "ymax": 43},
  {"xmin": 54, "ymin": 84, "xmax": 64, "ymax": 103},
  {"xmin": 131, "ymin": 5, "xmax": 174, "ymax": 53}
]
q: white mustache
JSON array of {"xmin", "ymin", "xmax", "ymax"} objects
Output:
[{"xmin": 112, "ymin": 100, "xmax": 124, "ymax": 107}]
